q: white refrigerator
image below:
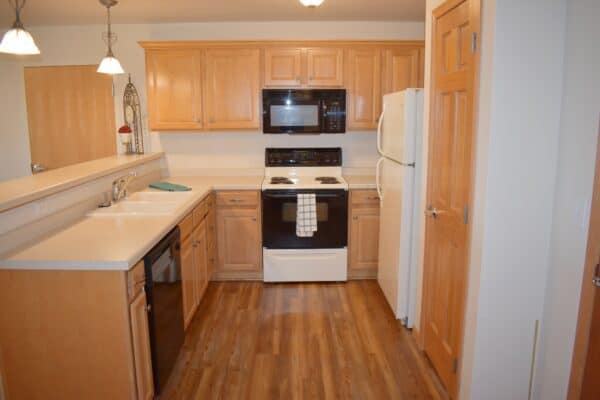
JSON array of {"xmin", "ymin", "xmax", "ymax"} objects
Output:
[{"xmin": 376, "ymin": 89, "xmax": 424, "ymax": 328}]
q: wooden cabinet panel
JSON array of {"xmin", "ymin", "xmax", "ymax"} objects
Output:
[
  {"xmin": 307, "ymin": 47, "xmax": 344, "ymax": 87},
  {"xmin": 216, "ymin": 190, "xmax": 259, "ymax": 207},
  {"xmin": 130, "ymin": 289, "xmax": 154, "ymax": 400},
  {"xmin": 382, "ymin": 47, "xmax": 422, "ymax": 95},
  {"xmin": 346, "ymin": 48, "xmax": 382, "ymax": 130},
  {"xmin": 204, "ymin": 48, "xmax": 261, "ymax": 130},
  {"xmin": 146, "ymin": 49, "xmax": 203, "ymax": 130},
  {"xmin": 264, "ymin": 47, "xmax": 303, "ymax": 87},
  {"xmin": 193, "ymin": 221, "xmax": 208, "ymax": 302},
  {"xmin": 206, "ymin": 196, "xmax": 217, "ymax": 279},
  {"xmin": 216, "ymin": 203, "xmax": 261, "ymax": 276},
  {"xmin": 349, "ymin": 190, "xmax": 380, "ymax": 279},
  {"xmin": 181, "ymin": 235, "xmax": 197, "ymax": 329}
]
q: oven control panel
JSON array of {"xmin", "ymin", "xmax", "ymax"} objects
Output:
[{"xmin": 265, "ymin": 147, "xmax": 342, "ymax": 167}]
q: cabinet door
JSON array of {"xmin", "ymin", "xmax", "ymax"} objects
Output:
[
  {"xmin": 306, "ymin": 47, "xmax": 344, "ymax": 87},
  {"xmin": 204, "ymin": 48, "xmax": 261, "ymax": 130},
  {"xmin": 130, "ymin": 289, "xmax": 154, "ymax": 400},
  {"xmin": 349, "ymin": 207, "xmax": 380, "ymax": 278},
  {"xmin": 264, "ymin": 47, "xmax": 303, "ymax": 87},
  {"xmin": 217, "ymin": 208, "xmax": 261, "ymax": 273},
  {"xmin": 207, "ymin": 208, "xmax": 217, "ymax": 278},
  {"xmin": 193, "ymin": 221, "xmax": 208, "ymax": 302},
  {"xmin": 180, "ymin": 235, "xmax": 197, "ymax": 329},
  {"xmin": 145, "ymin": 49, "xmax": 203, "ymax": 131},
  {"xmin": 346, "ymin": 48, "xmax": 382, "ymax": 130},
  {"xmin": 382, "ymin": 47, "xmax": 422, "ymax": 95}
]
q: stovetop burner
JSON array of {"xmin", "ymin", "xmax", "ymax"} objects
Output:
[
  {"xmin": 316, "ymin": 177, "xmax": 341, "ymax": 184},
  {"xmin": 270, "ymin": 177, "xmax": 294, "ymax": 184}
]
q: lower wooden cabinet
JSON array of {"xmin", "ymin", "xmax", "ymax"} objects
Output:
[
  {"xmin": 215, "ymin": 191, "xmax": 262, "ymax": 279},
  {"xmin": 193, "ymin": 219, "xmax": 209, "ymax": 301},
  {"xmin": 348, "ymin": 190, "xmax": 381, "ymax": 279},
  {"xmin": 129, "ymin": 288, "xmax": 155, "ymax": 400},
  {"xmin": 181, "ymin": 234, "xmax": 197, "ymax": 328}
]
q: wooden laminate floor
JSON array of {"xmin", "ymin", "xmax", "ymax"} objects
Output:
[{"xmin": 161, "ymin": 281, "xmax": 447, "ymax": 400}]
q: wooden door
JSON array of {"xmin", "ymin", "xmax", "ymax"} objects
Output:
[
  {"xmin": 264, "ymin": 47, "xmax": 303, "ymax": 87},
  {"xmin": 180, "ymin": 235, "xmax": 196, "ymax": 328},
  {"xmin": 421, "ymin": 0, "xmax": 480, "ymax": 397},
  {"xmin": 346, "ymin": 48, "xmax": 382, "ymax": 130},
  {"xmin": 24, "ymin": 65, "xmax": 116, "ymax": 172},
  {"xmin": 306, "ymin": 47, "xmax": 344, "ymax": 87},
  {"xmin": 349, "ymin": 207, "xmax": 380, "ymax": 277},
  {"xmin": 129, "ymin": 289, "xmax": 154, "ymax": 400},
  {"xmin": 145, "ymin": 49, "xmax": 203, "ymax": 131},
  {"xmin": 568, "ymin": 129, "xmax": 600, "ymax": 400},
  {"xmin": 382, "ymin": 47, "xmax": 422, "ymax": 94},
  {"xmin": 217, "ymin": 208, "xmax": 261, "ymax": 273},
  {"xmin": 204, "ymin": 48, "xmax": 261, "ymax": 130},
  {"xmin": 193, "ymin": 221, "xmax": 208, "ymax": 302}
]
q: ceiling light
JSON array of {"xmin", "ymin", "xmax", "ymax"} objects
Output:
[
  {"xmin": 299, "ymin": 0, "xmax": 324, "ymax": 8},
  {"xmin": 0, "ymin": 0, "xmax": 40, "ymax": 55},
  {"xmin": 97, "ymin": 0, "xmax": 124, "ymax": 75}
]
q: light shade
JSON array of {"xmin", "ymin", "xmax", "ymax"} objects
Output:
[
  {"xmin": 0, "ymin": 28, "xmax": 40, "ymax": 55},
  {"xmin": 97, "ymin": 55, "xmax": 124, "ymax": 75},
  {"xmin": 299, "ymin": 0, "xmax": 324, "ymax": 7}
]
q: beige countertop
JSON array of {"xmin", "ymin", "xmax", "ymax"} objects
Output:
[
  {"xmin": 0, "ymin": 175, "xmax": 263, "ymax": 271},
  {"xmin": 344, "ymin": 175, "xmax": 376, "ymax": 189},
  {"xmin": 0, "ymin": 153, "xmax": 164, "ymax": 213}
]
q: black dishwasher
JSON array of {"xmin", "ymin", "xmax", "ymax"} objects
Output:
[{"xmin": 143, "ymin": 226, "xmax": 184, "ymax": 395}]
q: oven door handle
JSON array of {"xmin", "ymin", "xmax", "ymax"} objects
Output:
[{"xmin": 263, "ymin": 193, "xmax": 345, "ymax": 199}]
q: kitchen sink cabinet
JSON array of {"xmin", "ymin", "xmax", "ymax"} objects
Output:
[
  {"xmin": 348, "ymin": 190, "xmax": 381, "ymax": 279},
  {"xmin": 215, "ymin": 191, "xmax": 262, "ymax": 280},
  {"xmin": 145, "ymin": 49, "xmax": 203, "ymax": 131}
]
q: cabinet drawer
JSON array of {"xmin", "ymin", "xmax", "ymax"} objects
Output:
[
  {"xmin": 128, "ymin": 260, "xmax": 146, "ymax": 301},
  {"xmin": 179, "ymin": 212, "xmax": 194, "ymax": 240},
  {"xmin": 351, "ymin": 190, "xmax": 380, "ymax": 206},
  {"xmin": 216, "ymin": 191, "xmax": 259, "ymax": 207}
]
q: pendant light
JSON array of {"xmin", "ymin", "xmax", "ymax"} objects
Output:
[
  {"xmin": 299, "ymin": 0, "xmax": 324, "ymax": 7},
  {"xmin": 97, "ymin": 0, "xmax": 124, "ymax": 75},
  {"xmin": 0, "ymin": 0, "xmax": 40, "ymax": 55}
]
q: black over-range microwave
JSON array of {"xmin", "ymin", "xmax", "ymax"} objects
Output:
[{"xmin": 262, "ymin": 89, "xmax": 346, "ymax": 134}]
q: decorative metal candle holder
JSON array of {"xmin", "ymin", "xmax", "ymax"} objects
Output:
[{"xmin": 122, "ymin": 74, "xmax": 144, "ymax": 154}]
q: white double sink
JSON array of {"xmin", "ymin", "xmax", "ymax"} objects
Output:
[{"xmin": 88, "ymin": 191, "xmax": 193, "ymax": 217}]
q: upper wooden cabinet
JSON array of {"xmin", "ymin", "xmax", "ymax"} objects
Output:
[
  {"xmin": 306, "ymin": 47, "xmax": 344, "ymax": 87},
  {"xmin": 382, "ymin": 47, "xmax": 424, "ymax": 95},
  {"xmin": 203, "ymin": 48, "xmax": 261, "ymax": 130},
  {"xmin": 264, "ymin": 47, "xmax": 303, "ymax": 87},
  {"xmin": 346, "ymin": 48, "xmax": 382, "ymax": 130},
  {"xmin": 145, "ymin": 49, "xmax": 203, "ymax": 131}
]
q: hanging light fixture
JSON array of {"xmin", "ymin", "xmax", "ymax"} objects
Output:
[
  {"xmin": 0, "ymin": 0, "xmax": 40, "ymax": 55},
  {"xmin": 97, "ymin": 0, "xmax": 124, "ymax": 75},
  {"xmin": 299, "ymin": 0, "xmax": 324, "ymax": 7}
]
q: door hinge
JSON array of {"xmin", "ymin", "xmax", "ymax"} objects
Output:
[
  {"xmin": 463, "ymin": 206, "xmax": 469, "ymax": 225},
  {"xmin": 471, "ymin": 32, "xmax": 477, "ymax": 53},
  {"xmin": 452, "ymin": 357, "xmax": 459, "ymax": 374},
  {"xmin": 111, "ymin": 80, "xmax": 115, "ymax": 97}
]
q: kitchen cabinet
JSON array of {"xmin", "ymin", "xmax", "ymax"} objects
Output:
[
  {"xmin": 348, "ymin": 190, "xmax": 381, "ymax": 279},
  {"xmin": 203, "ymin": 48, "xmax": 261, "ymax": 130},
  {"xmin": 180, "ymin": 233, "xmax": 197, "ymax": 328},
  {"xmin": 306, "ymin": 47, "xmax": 344, "ymax": 87},
  {"xmin": 206, "ymin": 194, "xmax": 217, "ymax": 278},
  {"xmin": 193, "ymin": 219, "xmax": 208, "ymax": 302},
  {"xmin": 346, "ymin": 48, "xmax": 382, "ymax": 130},
  {"xmin": 145, "ymin": 49, "xmax": 203, "ymax": 131},
  {"xmin": 216, "ymin": 191, "xmax": 262, "ymax": 279},
  {"xmin": 129, "ymin": 287, "xmax": 155, "ymax": 400},
  {"xmin": 382, "ymin": 47, "xmax": 424, "ymax": 95},
  {"xmin": 264, "ymin": 47, "xmax": 303, "ymax": 87}
]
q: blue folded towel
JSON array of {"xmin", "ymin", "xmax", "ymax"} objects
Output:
[{"xmin": 149, "ymin": 182, "xmax": 192, "ymax": 192}]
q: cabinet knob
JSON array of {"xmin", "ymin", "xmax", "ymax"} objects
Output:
[
  {"xmin": 353, "ymin": 216, "xmax": 358, "ymax": 221},
  {"xmin": 252, "ymin": 218, "xmax": 257, "ymax": 222},
  {"xmin": 146, "ymin": 304, "xmax": 152, "ymax": 312}
]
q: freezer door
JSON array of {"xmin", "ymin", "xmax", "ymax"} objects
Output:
[
  {"xmin": 379, "ymin": 89, "xmax": 422, "ymax": 165},
  {"xmin": 376, "ymin": 157, "xmax": 416, "ymax": 322}
]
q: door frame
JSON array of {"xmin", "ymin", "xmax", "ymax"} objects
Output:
[
  {"xmin": 567, "ymin": 125, "xmax": 600, "ymax": 399},
  {"xmin": 419, "ymin": 0, "xmax": 481, "ymax": 397}
]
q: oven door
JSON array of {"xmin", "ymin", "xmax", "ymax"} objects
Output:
[
  {"xmin": 263, "ymin": 90, "xmax": 323, "ymax": 133},
  {"xmin": 262, "ymin": 189, "xmax": 348, "ymax": 249}
]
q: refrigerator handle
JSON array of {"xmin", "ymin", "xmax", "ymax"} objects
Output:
[
  {"xmin": 376, "ymin": 157, "xmax": 384, "ymax": 201},
  {"xmin": 376, "ymin": 104, "xmax": 386, "ymax": 156}
]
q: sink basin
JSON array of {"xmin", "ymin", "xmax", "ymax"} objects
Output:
[
  {"xmin": 88, "ymin": 201, "xmax": 181, "ymax": 217},
  {"xmin": 127, "ymin": 191, "xmax": 192, "ymax": 202}
]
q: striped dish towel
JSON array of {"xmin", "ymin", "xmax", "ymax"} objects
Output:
[{"xmin": 296, "ymin": 193, "xmax": 317, "ymax": 237}]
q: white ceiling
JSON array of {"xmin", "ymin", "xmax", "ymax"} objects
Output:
[{"xmin": 0, "ymin": 0, "xmax": 425, "ymax": 27}]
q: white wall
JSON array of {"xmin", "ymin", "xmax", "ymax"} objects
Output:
[
  {"xmin": 0, "ymin": 21, "xmax": 425, "ymax": 181},
  {"xmin": 459, "ymin": 1, "xmax": 567, "ymax": 399},
  {"xmin": 535, "ymin": 0, "xmax": 600, "ymax": 398}
]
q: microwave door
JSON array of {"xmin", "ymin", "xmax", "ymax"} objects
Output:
[{"xmin": 269, "ymin": 104, "xmax": 321, "ymax": 133}]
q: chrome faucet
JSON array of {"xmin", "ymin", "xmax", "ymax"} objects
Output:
[{"xmin": 112, "ymin": 172, "xmax": 137, "ymax": 202}]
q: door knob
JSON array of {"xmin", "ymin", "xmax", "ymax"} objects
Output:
[
  {"xmin": 31, "ymin": 163, "xmax": 47, "ymax": 174},
  {"xmin": 425, "ymin": 206, "xmax": 443, "ymax": 218}
]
